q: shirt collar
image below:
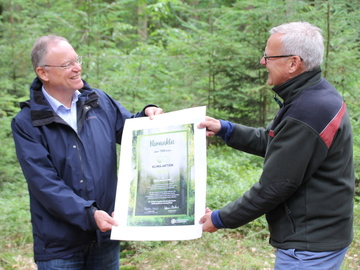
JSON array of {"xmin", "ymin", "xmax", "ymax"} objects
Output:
[{"xmin": 42, "ymin": 86, "xmax": 81, "ymax": 112}]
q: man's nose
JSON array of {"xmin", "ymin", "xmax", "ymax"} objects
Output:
[{"xmin": 260, "ymin": 57, "xmax": 266, "ymax": 66}]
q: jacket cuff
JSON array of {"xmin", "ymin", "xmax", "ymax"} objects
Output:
[
  {"xmin": 142, "ymin": 104, "xmax": 158, "ymax": 116},
  {"xmin": 91, "ymin": 205, "xmax": 98, "ymax": 215},
  {"xmin": 211, "ymin": 210, "xmax": 226, "ymax": 229},
  {"xmin": 216, "ymin": 120, "xmax": 234, "ymax": 144},
  {"xmin": 87, "ymin": 204, "xmax": 99, "ymax": 230}
]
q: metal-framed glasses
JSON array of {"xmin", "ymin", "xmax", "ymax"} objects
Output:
[
  {"xmin": 263, "ymin": 52, "xmax": 302, "ymax": 64},
  {"xmin": 42, "ymin": 56, "xmax": 83, "ymax": 69}
]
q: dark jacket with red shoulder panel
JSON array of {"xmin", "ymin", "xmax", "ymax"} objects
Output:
[{"xmin": 214, "ymin": 68, "xmax": 354, "ymax": 252}]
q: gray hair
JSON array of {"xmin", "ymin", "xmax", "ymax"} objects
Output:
[
  {"xmin": 30, "ymin": 35, "xmax": 68, "ymax": 72},
  {"xmin": 270, "ymin": 22, "xmax": 324, "ymax": 71}
]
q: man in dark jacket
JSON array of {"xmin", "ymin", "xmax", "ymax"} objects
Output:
[
  {"xmin": 11, "ymin": 35, "xmax": 163, "ymax": 269},
  {"xmin": 199, "ymin": 22, "xmax": 354, "ymax": 269}
]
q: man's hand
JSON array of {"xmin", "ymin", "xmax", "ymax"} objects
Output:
[
  {"xmin": 145, "ymin": 106, "xmax": 164, "ymax": 120},
  {"xmin": 199, "ymin": 207, "xmax": 218, "ymax": 233},
  {"xmin": 197, "ymin": 116, "xmax": 221, "ymax": 137},
  {"xmin": 94, "ymin": 210, "xmax": 119, "ymax": 232}
]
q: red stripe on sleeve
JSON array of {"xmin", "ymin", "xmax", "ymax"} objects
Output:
[{"xmin": 320, "ymin": 102, "xmax": 346, "ymax": 148}]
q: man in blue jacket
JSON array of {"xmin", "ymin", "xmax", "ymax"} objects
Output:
[
  {"xmin": 11, "ymin": 35, "xmax": 163, "ymax": 269},
  {"xmin": 199, "ymin": 22, "xmax": 354, "ymax": 269}
]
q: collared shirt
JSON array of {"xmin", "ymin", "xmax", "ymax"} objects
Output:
[{"xmin": 42, "ymin": 87, "xmax": 81, "ymax": 132}]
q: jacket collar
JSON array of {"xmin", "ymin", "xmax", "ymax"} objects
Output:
[
  {"xmin": 21, "ymin": 77, "xmax": 99, "ymax": 127},
  {"xmin": 272, "ymin": 68, "xmax": 322, "ymax": 105}
]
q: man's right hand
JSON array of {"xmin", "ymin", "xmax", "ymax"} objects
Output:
[
  {"xmin": 94, "ymin": 210, "xmax": 119, "ymax": 232},
  {"xmin": 197, "ymin": 116, "xmax": 221, "ymax": 137}
]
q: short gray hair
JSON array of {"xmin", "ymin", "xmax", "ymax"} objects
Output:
[
  {"xmin": 270, "ymin": 22, "xmax": 324, "ymax": 71},
  {"xmin": 30, "ymin": 35, "xmax": 68, "ymax": 72}
]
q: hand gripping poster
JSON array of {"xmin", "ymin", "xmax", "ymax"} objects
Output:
[{"xmin": 111, "ymin": 106, "xmax": 206, "ymax": 241}]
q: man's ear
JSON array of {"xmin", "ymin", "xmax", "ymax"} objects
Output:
[
  {"xmin": 289, "ymin": 56, "xmax": 304, "ymax": 74},
  {"xmin": 36, "ymin": 67, "xmax": 49, "ymax": 82}
]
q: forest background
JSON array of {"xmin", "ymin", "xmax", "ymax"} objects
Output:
[{"xmin": 0, "ymin": 0, "xmax": 359, "ymax": 269}]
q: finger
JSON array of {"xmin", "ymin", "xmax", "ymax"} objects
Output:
[
  {"xmin": 108, "ymin": 216, "xmax": 119, "ymax": 227},
  {"xmin": 198, "ymin": 120, "xmax": 212, "ymax": 129},
  {"xmin": 154, "ymin": 108, "xmax": 164, "ymax": 115},
  {"xmin": 145, "ymin": 107, "xmax": 155, "ymax": 119},
  {"xmin": 147, "ymin": 111, "xmax": 155, "ymax": 120},
  {"xmin": 199, "ymin": 216, "xmax": 206, "ymax": 224}
]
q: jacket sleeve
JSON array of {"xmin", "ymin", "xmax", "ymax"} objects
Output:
[
  {"xmin": 225, "ymin": 122, "xmax": 271, "ymax": 157},
  {"xmin": 218, "ymin": 118, "xmax": 328, "ymax": 228},
  {"xmin": 11, "ymin": 116, "xmax": 98, "ymax": 232}
]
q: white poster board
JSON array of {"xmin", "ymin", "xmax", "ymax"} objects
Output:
[{"xmin": 111, "ymin": 106, "xmax": 206, "ymax": 241}]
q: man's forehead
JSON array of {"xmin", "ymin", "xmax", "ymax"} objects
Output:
[
  {"xmin": 46, "ymin": 42, "xmax": 76, "ymax": 59},
  {"xmin": 266, "ymin": 33, "xmax": 284, "ymax": 52}
]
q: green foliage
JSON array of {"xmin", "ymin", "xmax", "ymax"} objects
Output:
[
  {"xmin": 351, "ymin": 116, "xmax": 360, "ymax": 197},
  {"xmin": 0, "ymin": 93, "xmax": 24, "ymax": 187},
  {"xmin": 0, "ymin": 0, "xmax": 359, "ymax": 268},
  {"xmin": 0, "ymin": 118, "xmax": 22, "ymax": 188},
  {"xmin": 1, "ymin": 145, "xmax": 359, "ymax": 268},
  {"xmin": 206, "ymin": 144, "xmax": 269, "ymax": 236},
  {"xmin": 206, "ymin": 144, "xmax": 262, "ymax": 209},
  {"xmin": 1, "ymin": 0, "xmax": 360, "ymax": 125},
  {"xmin": 0, "ymin": 181, "xmax": 33, "ymax": 269}
]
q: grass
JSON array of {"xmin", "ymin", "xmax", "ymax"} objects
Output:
[
  {"xmin": 0, "ymin": 146, "xmax": 359, "ymax": 269},
  {"xmin": 120, "ymin": 231, "xmax": 276, "ymax": 270}
]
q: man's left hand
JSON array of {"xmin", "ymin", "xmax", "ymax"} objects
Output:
[{"xmin": 199, "ymin": 207, "xmax": 218, "ymax": 233}]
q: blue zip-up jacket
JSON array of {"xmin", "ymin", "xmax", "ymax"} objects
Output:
[
  {"xmin": 11, "ymin": 77, "xmax": 151, "ymax": 260},
  {"xmin": 212, "ymin": 69, "xmax": 354, "ymax": 252}
]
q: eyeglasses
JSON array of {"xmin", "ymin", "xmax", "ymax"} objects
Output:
[
  {"xmin": 42, "ymin": 56, "xmax": 83, "ymax": 69},
  {"xmin": 263, "ymin": 52, "xmax": 302, "ymax": 64}
]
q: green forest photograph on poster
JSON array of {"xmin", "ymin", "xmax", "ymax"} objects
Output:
[{"xmin": 131, "ymin": 127, "xmax": 194, "ymax": 226}]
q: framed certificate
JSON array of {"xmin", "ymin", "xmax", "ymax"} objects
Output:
[{"xmin": 111, "ymin": 106, "xmax": 206, "ymax": 241}]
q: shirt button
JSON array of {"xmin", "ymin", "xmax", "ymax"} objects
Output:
[
  {"xmin": 80, "ymin": 180, "xmax": 84, "ymax": 183},
  {"xmin": 73, "ymin": 145, "xmax": 76, "ymax": 148}
]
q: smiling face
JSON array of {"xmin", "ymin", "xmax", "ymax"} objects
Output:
[
  {"xmin": 36, "ymin": 40, "xmax": 83, "ymax": 97},
  {"xmin": 260, "ymin": 33, "xmax": 304, "ymax": 86}
]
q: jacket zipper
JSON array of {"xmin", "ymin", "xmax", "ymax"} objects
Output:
[{"xmin": 74, "ymin": 135, "xmax": 89, "ymax": 200}]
